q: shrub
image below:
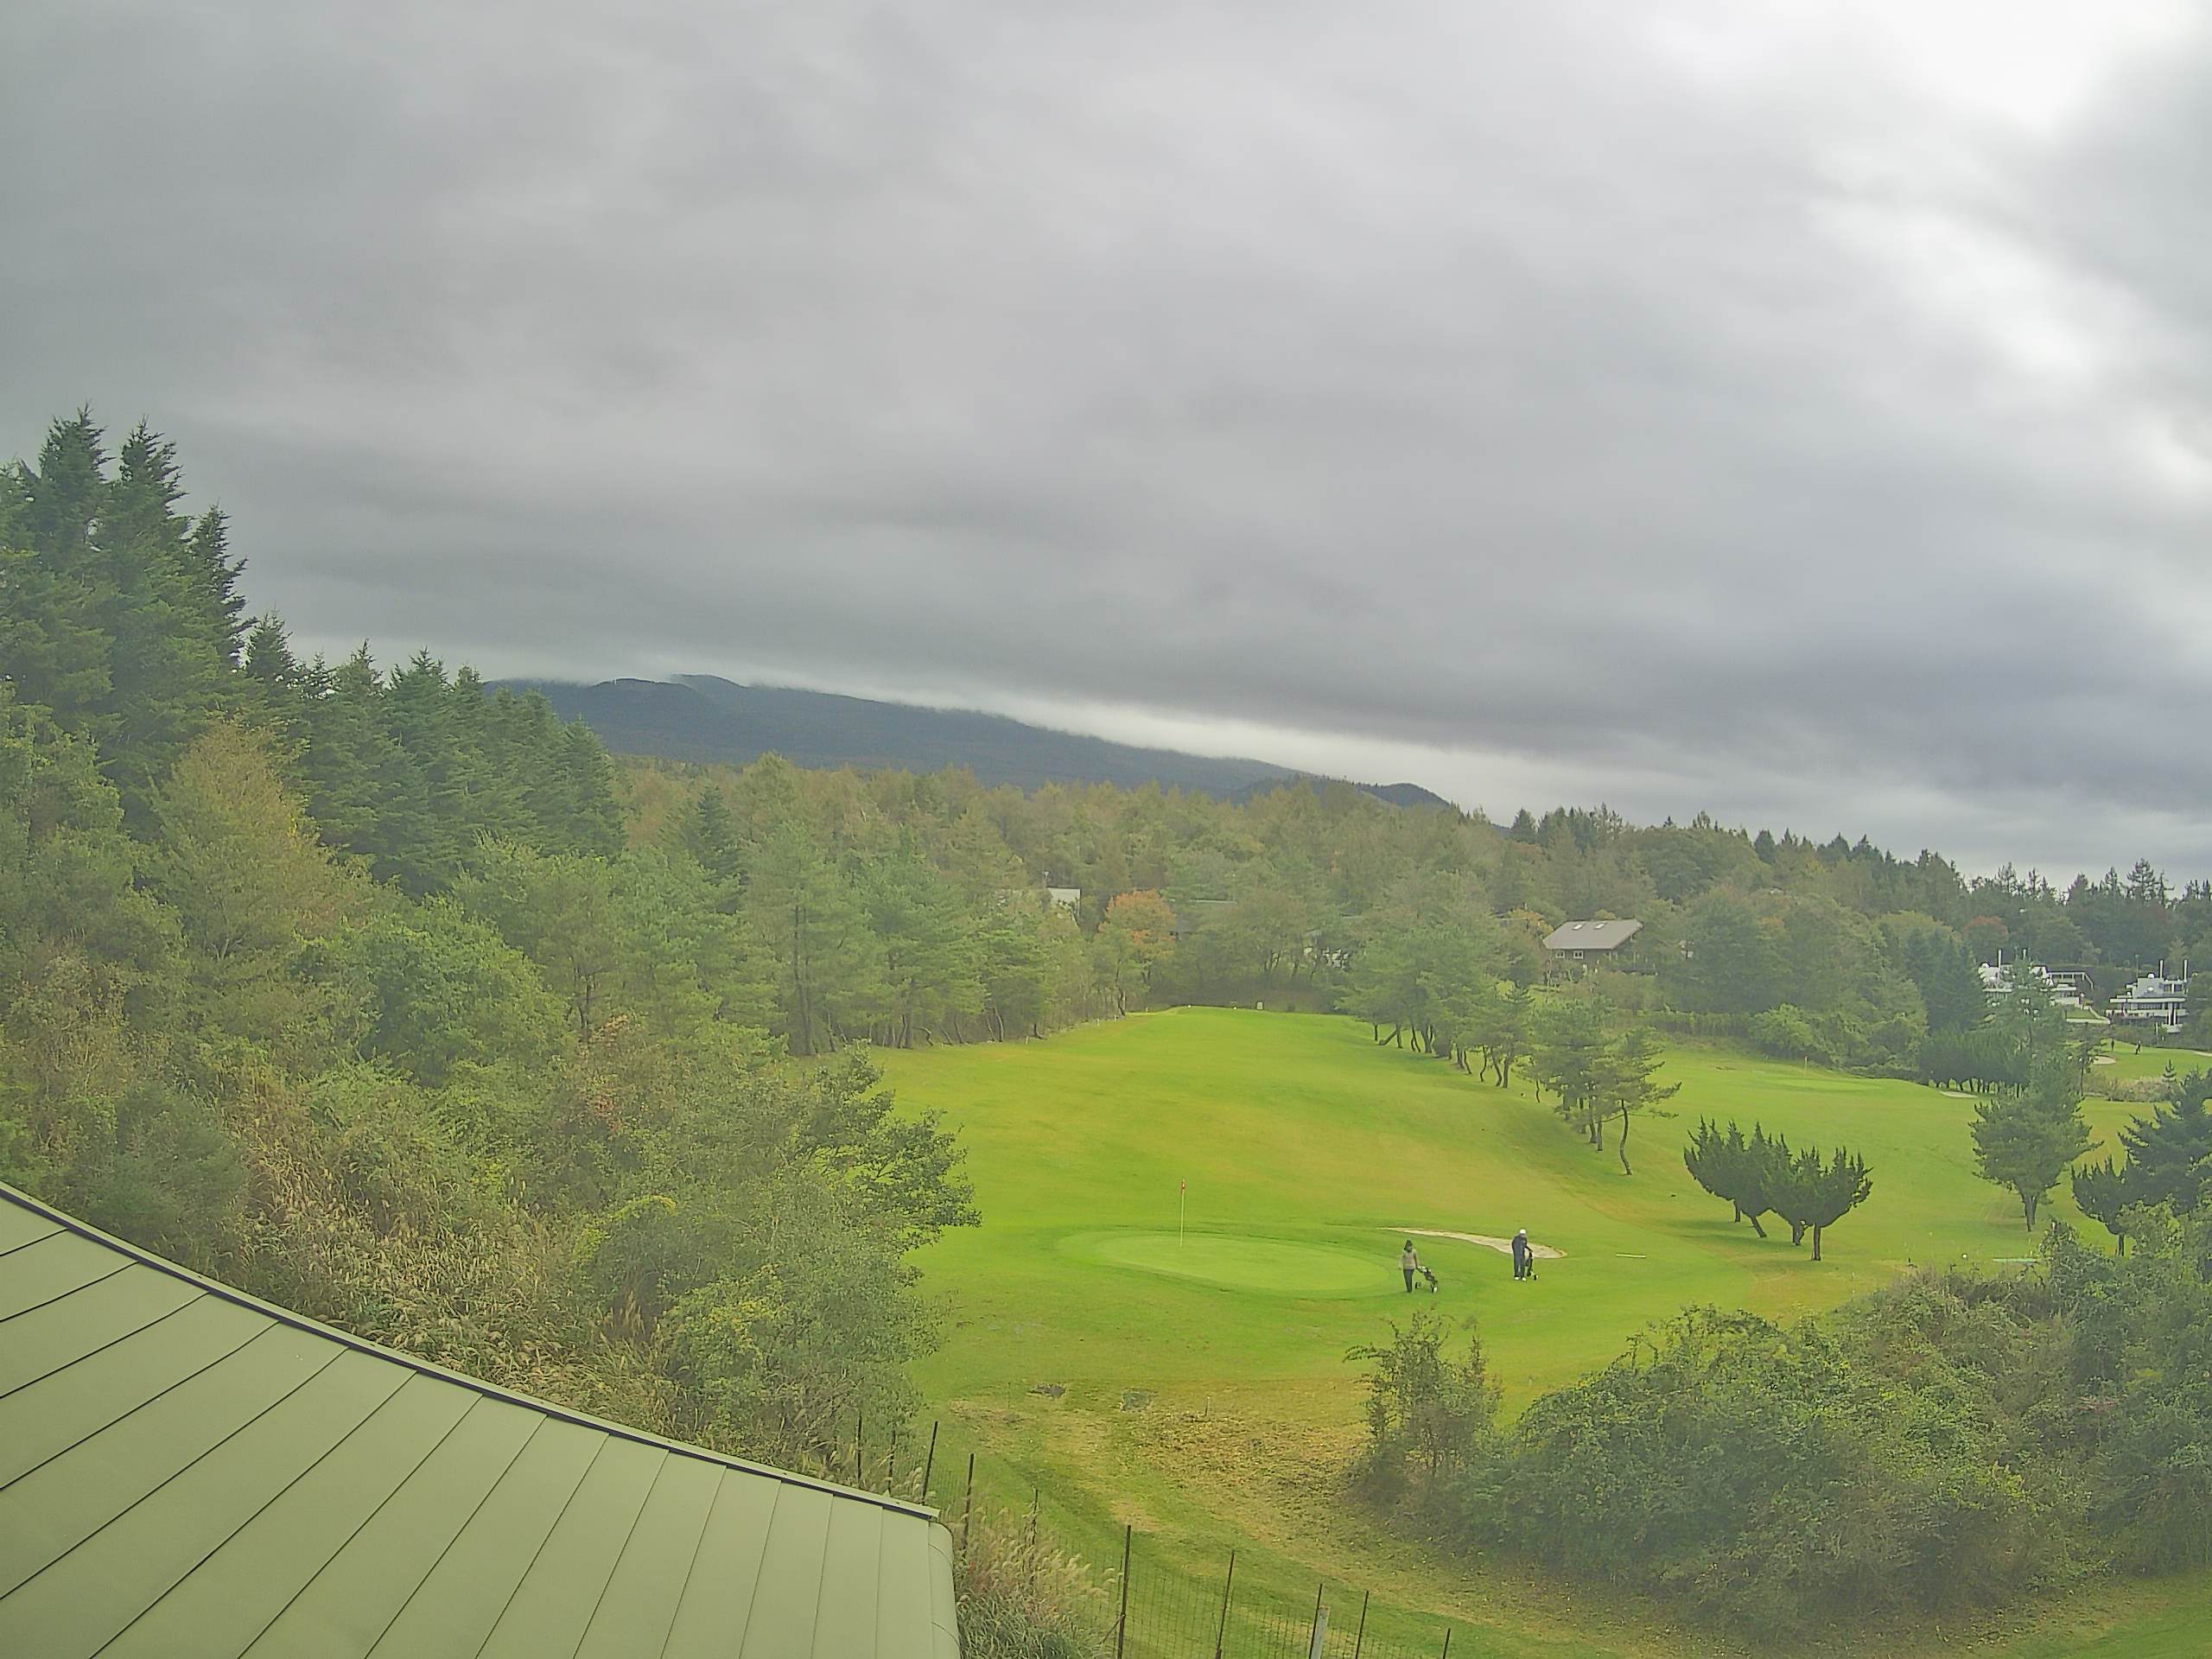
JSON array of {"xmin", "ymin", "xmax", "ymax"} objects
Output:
[
  {"xmin": 1345, "ymin": 1311, "xmax": 1500, "ymax": 1507},
  {"xmin": 954, "ymin": 1507, "xmax": 1110, "ymax": 1659}
]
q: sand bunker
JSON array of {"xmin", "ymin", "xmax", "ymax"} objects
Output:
[{"xmin": 1393, "ymin": 1227, "xmax": 1564, "ymax": 1261}]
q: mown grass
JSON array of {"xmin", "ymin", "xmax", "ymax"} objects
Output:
[{"xmin": 881, "ymin": 1008, "xmax": 2212, "ymax": 1656}]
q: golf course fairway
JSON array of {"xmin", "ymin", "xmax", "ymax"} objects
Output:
[
  {"xmin": 1068, "ymin": 1231, "xmax": 1393, "ymax": 1296},
  {"xmin": 878, "ymin": 1007, "xmax": 2212, "ymax": 1657}
]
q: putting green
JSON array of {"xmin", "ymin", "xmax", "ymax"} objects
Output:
[{"xmin": 1066, "ymin": 1230, "xmax": 1391, "ymax": 1297}]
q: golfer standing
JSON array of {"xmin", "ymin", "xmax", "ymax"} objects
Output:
[
  {"xmin": 1511, "ymin": 1229, "xmax": 1532, "ymax": 1281},
  {"xmin": 1400, "ymin": 1239, "xmax": 1419, "ymax": 1293}
]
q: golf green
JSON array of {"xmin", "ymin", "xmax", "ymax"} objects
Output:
[{"xmin": 1066, "ymin": 1230, "xmax": 1394, "ymax": 1296}]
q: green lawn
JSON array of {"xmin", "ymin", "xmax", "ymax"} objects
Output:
[
  {"xmin": 880, "ymin": 1008, "xmax": 2212, "ymax": 1656},
  {"xmin": 2092, "ymin": 1037, "xmax": 2212, "ymax": 1087}
]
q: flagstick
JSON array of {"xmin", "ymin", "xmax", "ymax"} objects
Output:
[{"xmin": 1179, "ymin": 1181, "xmax": 1185, "ymax": 1245}]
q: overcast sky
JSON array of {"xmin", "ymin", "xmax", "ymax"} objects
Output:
[{"xmin": 6, "ymin": 2, "xmax": 2210, "ymax": 878}]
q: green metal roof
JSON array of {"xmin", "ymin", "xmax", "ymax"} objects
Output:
[{"xmin": 0, "ymin": 1182, "xmax": 961, "ymax": 1659}]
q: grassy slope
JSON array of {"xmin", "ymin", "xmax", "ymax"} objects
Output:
[{"xmin": 880, "ymin": 1009, "xmax": 2212, "ymax": 1656}]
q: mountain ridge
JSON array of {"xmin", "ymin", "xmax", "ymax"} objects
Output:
[{"xmin": 497, "ymin": 674, "xmax": 1455, "ymax": 808}]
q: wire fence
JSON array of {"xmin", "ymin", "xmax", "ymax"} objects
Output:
[
  {"xmin": 1110, "ymin": 1539, "xmax": 1456, "ymax": 1659},
  {"xmin": 842, "ymin": 1415, "xmax": 1460, "ymax": 1659}
]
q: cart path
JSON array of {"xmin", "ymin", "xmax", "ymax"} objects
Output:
[{"xmin": 1392, "ymin": 1227, "xmax": 1565, "ymax": 1261}]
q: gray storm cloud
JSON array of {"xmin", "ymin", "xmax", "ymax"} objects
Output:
[{"xmin": 3, "ymin": 0, "xmax": 2209, "ymax": 874}]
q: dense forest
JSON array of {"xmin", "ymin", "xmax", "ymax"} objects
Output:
[{"xmin": 612, "ymin": 741, "xmax": 2212, "ymax": 1076}]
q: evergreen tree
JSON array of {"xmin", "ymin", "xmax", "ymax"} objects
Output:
[
  {"xmin": 2071, "ymin": 1157, "xmax": 2141, "ymax": 1255},
  {"xmin": 1971, "ymin": 1054, "xmax": 2092, "ymax": 1230},
  {"xmin": 1534, "ymin": 995, "xmax": 1611, "ymax": 1147},
  {"xmin": 747, "ymin": 823, "xmax": 883, "ymax": 1057},
  {"xmin": 1596, "ymin": 1022, "xmax": 1679, "ymax": 1175},
  {"xmin": 864, "ymin": 855, "xmax": 980, "ymax": 1046},
  {"xmin": 185, "ymin": 507, "xmax": 247, "ymax": 665},
  {"xmin": 678, "ymin": 786, "xmax": 743, "ymax": 883},
  {"xmin": 1770, "ymin": 1142, "xmax": 1873, "ymax": 1260},
  {"xmin": 1900, "ymin": 926, "xmax": 1986, "ymax": 1034},
  {"xmin": 2114, "ymin": 1088, "xmax": 2212, "ymax": 1215}
]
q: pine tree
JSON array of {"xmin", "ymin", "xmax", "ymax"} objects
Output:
[
  {"xmin": 1770, "ymin": 1143, "xmax": 1873, "ymax": 1260},
  {"xmin": 21, "ymin": 410, "xmax": 106, "ymax": 565},
  {"xmin": 2115, "ymin": 1090, "xmax": 2212, "ymax": 1215},
  {"xmin": 2070, "ymin": 1157, "xmax": 2141, "ymax": 1255},
  {"xmin": 98, "ymin": 422, "xmax": 237, "ymax": 817},
  {"xmin": 1971, "ymin": 1054, "xmax": 2092, "ymax": 1230},
  {"xmin": 747, "ymin": 823, "xmax": 884, "ymax": 1057},
  {"xmin": 678, "ymin": 786, "xmax": 743, "ymax": 883},
  {"xmin": 1534, "ymin": 995, "xmax": 1610, "ymax": 1147},
  {"xmin": 185, "ymin": 507, "xmax": 247, "ymax": 665},
  {"xmin": 1596, "ymin": 1022, "xmax": 1679, "ymax": 1174}
]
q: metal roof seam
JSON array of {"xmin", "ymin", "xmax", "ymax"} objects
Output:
[
  {"xmin": 1, "ymin": 1333, "xmax": 348, "ymax": 1603},
  {"xmin": 254, "ymin": 1386, "xmax": 520, "ymax": 1659},
  {"xmin": 373, "ymin": 1398, "xmax": 550, "ymax": 1656},
  {"xmin": 734, "ymin": 1477, "xmax": 785, "ymax": 1655},
  {"xmin": 0, "ymin": 1305, "xmax": 269, "ymax": 1494},
  {"xmin": 246, "ymin": 1389, "xmax": 508, "ymax": 1659},
  {"xmin": 656, "ymin": 1462, "xmax": 728, "ymax": 1659},
  {"xmin": 569, "ymin": 1446, "xmax": 676, "ymax": 1659},
  {"xmin": 801, "ymin": 1488, "xmax": 838, "ymax": 1659},
  {"xmin": 468, "ymin": 1429, "xmax": 620, "ymax": 1656},
  {"xmin": 0, "ymin": 1280, "xmax": 200, "ymax": 1404},
  {"xmin": 0, "ymin": 1185, "xmax": 936, "ymax": 1522},
  {"xmin": 0, "ymin": 1222, "xmax": 62, "ymax": 1260},
  {"xmin": 85, "ymin": 1356, "xmax": 419, "ymax": 1658},
  {"xmin": 0, "ymin": 1249, "xmax": 132, "ymax": 1323}
]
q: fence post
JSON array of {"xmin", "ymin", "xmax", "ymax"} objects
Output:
[
  {"xmin": 1213, "ymin": 1550, "xmax": 1236, "ymax": 1659},
  {"xmin": 921, "ymin": 1421, "xmax": 939, "ymax": 1503},
  {"xmin": 962, "ymin": 1452, "xmax": 976, "ymax": 1554},
  {"xmin": 1114, "ymin": 1524, "xmax": 1131, "ymax": 1659},
  {"xmin": 1306, "ymin": 1582, "xmax": 1328, "ymax": 1659},
  {"xmin": 1351, "ymin": 1590, "xmax": 1369, "ymax": 1658}
]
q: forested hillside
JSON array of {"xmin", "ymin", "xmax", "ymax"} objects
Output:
[
  {"xmin": 612, "ymin": 754, "xmax": 2212, "ymax": 1071},
  {"xmin": 0, "ymin": 413, "xmax": 976, "ymax": 1476},
  {"xmin": 511, "ymin": 672, "xmax": 1300, "ymax": 793}
]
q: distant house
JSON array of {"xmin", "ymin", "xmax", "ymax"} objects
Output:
[
  {"xmin": 1980, "ymin": 957, "xmax": 2107, "ymax": 1023},
  {"xmin": 2111, "ymin": 966, "xmax": 2191, "ymax": 1033},
  {"xmin": 996, "ymin": 884, "xmax": 1083, "ymax": 915},
  {"xmin": 1541, "ymin": 919, "xmax": 1643, "ymax": 973}
]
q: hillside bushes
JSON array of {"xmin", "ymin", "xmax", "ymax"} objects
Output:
[{"xmin": 1352, "ymin": 1222, "xmax": 2212, "ymax": 1636}]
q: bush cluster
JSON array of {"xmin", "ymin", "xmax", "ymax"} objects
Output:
[{"xmin": 1353, "ymin": 1220, "xmax": 2212, "ymax": 1636}]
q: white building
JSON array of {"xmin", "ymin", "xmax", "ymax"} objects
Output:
[
  {"xmin": 2111, "ymin": 968, "xmax": 2191, "ymax": 1033},
  {"xmin": 1980, "ymin": 957, "xmax": 2104, "ymax": 1022}
]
